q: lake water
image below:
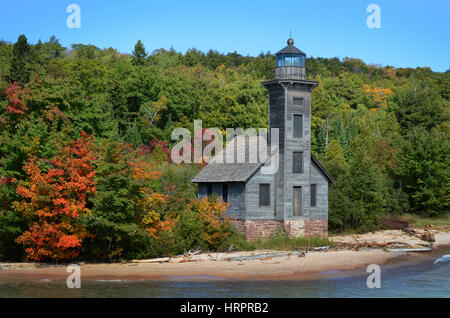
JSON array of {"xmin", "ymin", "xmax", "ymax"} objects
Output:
[{"xmin": 1, "ymin": 249, "xmax": 449, "ymax": 298}]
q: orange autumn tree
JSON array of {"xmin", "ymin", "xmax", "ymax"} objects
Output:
[
  {"xmin": 362, "ymin": 84, "xmax": 394, "ymax": 111},
  {"xmin": 14, "ymin": 132, "xmax": 96, "ymax": 261}
]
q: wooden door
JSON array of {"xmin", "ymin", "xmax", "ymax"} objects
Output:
[{"xmin": 293, "ymin": 186, "xmax": 302, "ymax": 216}]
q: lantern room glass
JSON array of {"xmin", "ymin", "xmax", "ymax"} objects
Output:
[{"xmin": 276, "ymin": 54, "xmax": 305, "ymax": 67}]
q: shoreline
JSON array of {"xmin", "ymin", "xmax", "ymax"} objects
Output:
[{"xmin": 1, "ymin": 230, "xmax": 449, "ymax": 283}]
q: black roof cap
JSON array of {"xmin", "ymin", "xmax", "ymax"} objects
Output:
[{"xmin": 276, "ymin": 38, "xmax": 306, "ymax": 55}]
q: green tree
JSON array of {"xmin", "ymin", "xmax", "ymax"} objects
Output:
[
  {"xmin": 313, "ymin": 120, "xmax": 327, "ymax": 155},
  {"xmin": 389, "ymin": 82, "xmax": 447, "ymax": 133},
  {"xmin": 9, "ymin": 35, "xmax": 31, "ymax": 86},
  {"xmin": 325, "ymin": 139, "xmax": 348, "ymax": 178},
  {"xmin": 394, "ymin": 127, "xmax": 449, "ymax": 216},
  {"xmin": 132, "ymin": 40, "xmax": 148, "ymax": 66},
  {"xmin": 84, "ymin": 139, "xmax": 153, "ymax": 259},
  {"xmin": 33, "ymin": 36, "xmax": 66, "ymax": 64},
  {"xmin": 108, "ymin": 76, "xmax": 128, "ymax": 135},
  {"xmin": 71, "ymin": 44, "xmax": 99, "ymax": 59},
  {"xmin": 328, "ymin": 137, "xmax": 388, "ymax": 232}
]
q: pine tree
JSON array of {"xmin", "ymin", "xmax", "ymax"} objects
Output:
[
  {"xmin": 132, "ymin": 40, "xmax": 148, "ymax": 66},
  {"xmin": 108, "ymin": 76, "xmax": 128, "ymax": 135},
  {"xmin": 48, "ymin": 35, "xmax": 64, "ymax": 59},
  {"xmin": 9, "ymin": 35, "xmax": 31, "ymax": 86},
  {"xmin": 127, "ymin": 122, "xmax": 143, "ymax": 146},
  {"xmin": 315, "ymin": 124, "xmax": 327, "ymax": 154}
]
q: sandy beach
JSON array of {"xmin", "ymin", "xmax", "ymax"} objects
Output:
[{"xmin": 1, "ymin": 229, "xmax": 449, "ymax": 283}]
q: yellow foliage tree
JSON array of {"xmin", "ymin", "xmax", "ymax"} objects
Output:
[
  {"xmin": 363, "ymin": 85, "xmax": 394, "ymax": 111},
  {"xmin": 188, "ymin": 197, "xmax": 231, "ymax": 247}
]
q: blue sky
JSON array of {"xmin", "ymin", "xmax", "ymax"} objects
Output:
[{"xmin": 1, "ymin": 0, "xmax": 449, "ymax": 71}]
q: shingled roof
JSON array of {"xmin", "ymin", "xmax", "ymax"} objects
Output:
[
  {"xmin": 192, "ymin": 135, "xmax": 334, "ymax": 184},
  {"xmin": 276, "ymin": 44, "xmax": 306, "ymax": 55},
  {"xmin": 275, "ymin": 38, "xmax": 306, "ymax": 55},
  {"xmin": 192, "ymin": 135, "xmax": 276, "ymax": 183}
]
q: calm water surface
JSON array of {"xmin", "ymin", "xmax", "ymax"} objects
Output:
[{"xmin": 1, "ymin": 249, "xmax": 449, "ymax": 298}]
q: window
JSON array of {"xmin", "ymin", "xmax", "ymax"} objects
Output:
[
  {"xmin": 293, "ymin": 152, "xmax": 303, "ymax": 174},
  {"xmin": 207, "ymin": 184, "xmax": 212, "ymax": 196},
  {"xmin": 222, "ymin": 184, "xmax": 228, "ymax": 203},
  {"xmin": 259, "ymin": 184, "xmax": 270, "ymax": 207},
  {"xmin": 293, "ymin": 97, "xmax": 304, "ymax": 105},
  {"xmin": 276, "ymin": 54, "xmax": 305, "ymax": 67},
  {"xmin": 311, "ymin": 184, "xmax": 317, "ymax": 207},
  {"xmin": 293, "ymin": 114, "xmax": 303, "ymax": 138}
]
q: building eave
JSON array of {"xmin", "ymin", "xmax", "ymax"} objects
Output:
[{"xmin": 311, "ymin": 154, "xmax": 335, "ymax": 183}]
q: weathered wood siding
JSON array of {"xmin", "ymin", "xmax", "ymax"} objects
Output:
[
  {"xmin": 246, "ymin": 164, "xmax": 276, "ymax": 220},
  {"xmin": 227, "ymin": 183, "xmax": 246, "ymax": 219},
  {"xmin": 197, "ymin": 182, "xmax": 246, "ymax": 220},
  {"xmin": 310, "ymin": 161, "xmax": 329, "ymax": 220},
  {"xmin": 261, "ymin": 80, "xmax": 320, "ymax": 223},
  {"xmin": 268, "ymin": 84, "xmax": 285, "ymax": 218},
  {"xmin": 284, "ymin": 84, "xmax": 312, "ymax": 220}
]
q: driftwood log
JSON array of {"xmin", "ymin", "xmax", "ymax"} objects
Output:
[
  {"xmin": 227, "ymin": 251, "xmax": 305, "ymax": 262},
  {"xmin": 332, "ymin": 240, "xmax": 414, "ymax": 251}
]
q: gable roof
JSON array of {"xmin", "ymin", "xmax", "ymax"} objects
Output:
[
  {"xmin": 311, "ymin": 154, "xmax": 335, "ymax": 183},
  {"xmin": 192, "ymin": 162, "xmax": 262, "ymax": 183},
  {"xmin": 192, "ymin": 135, "xmax": 276, "ymax": 183},
  {"xmin": 192, "ymin": 135, "xmax": 335, "ymax": 184}
]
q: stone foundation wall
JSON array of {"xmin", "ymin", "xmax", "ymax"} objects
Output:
[
  {"xmin": 244, "ymin": 220, "xmax": 283, "ymax": 241},
  {"xmin": 283, "ymin": 219, "xmax": 306, "ymax": 238},
  {"xmin": 230, "ymin": 220, "xmax": 246, "ymax": 236},
  {"xmin": 304, "ymin": 219, "xmax": 328, "ymax": 238},
  {"xmin": 231, "ymin": 219, "xmax": 328, "ymax": 241}
]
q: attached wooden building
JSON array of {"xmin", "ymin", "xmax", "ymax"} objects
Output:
[{"xmin": 192, "ymin": 39, "xmax": 334, "ymax": 241}]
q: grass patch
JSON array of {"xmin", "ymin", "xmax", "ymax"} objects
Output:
[
  {"xmin": 328, "ymin": 228, "xmax": 371, "ymax": 236},
  {"xmin": 379, "ymin": 213, "xmax": 450, "ymax": 229},
  {"xmin": 221, "ymin": 226, "xmax": 331, "ymax": 252},
  {"xmin": 407, "ymin": 213, "xmax": 450, "ymax": 228}
]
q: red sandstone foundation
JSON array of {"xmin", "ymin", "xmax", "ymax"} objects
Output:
[{"xmin": 231, "ymin": 219, "xmax": 327, "ymax": 241}]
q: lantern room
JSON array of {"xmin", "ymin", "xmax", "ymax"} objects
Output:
[{"xmin": 274, "ymin": 38, "xmax": 306, "ymax": 80}]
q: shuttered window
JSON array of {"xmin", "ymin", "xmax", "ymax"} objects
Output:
[
  {"xmin": 293, "ymin": 114, "xmax": 303, "ymax": 138},
  {"xmin": 311, "ymin": 184, "xmax": 317, "ymax": 207},
  {"xmin": 259, "ymin": 184, "xmax": 270, "ymax": 207},
  {"xmin": 293, "ymin": 152, "xmax": 303, "ymax": 173}
]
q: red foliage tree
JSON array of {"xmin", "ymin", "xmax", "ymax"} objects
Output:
[
  {"xmin": 173, "ymin": 128, "xmax": 215, "ymax": 166},
  {"xmin": 4, "ymin": 82, "xmax": 29, "ymax": 115},
  {"xmin": 14, "ymin": 132, "xmax": 96, "ymax": 261},
  {"xmin": 138, "ymin": 139, "xmax": 172, "ymax": 162}
]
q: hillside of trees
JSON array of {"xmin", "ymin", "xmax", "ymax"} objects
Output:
[{"xmin": 0, "ymin": 35, "xmax": 448, "ymax": 261}]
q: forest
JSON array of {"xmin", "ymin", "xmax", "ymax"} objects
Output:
[{"xmin": 0, "ymin": 35, "xmax": 448, "ymax": 262}]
